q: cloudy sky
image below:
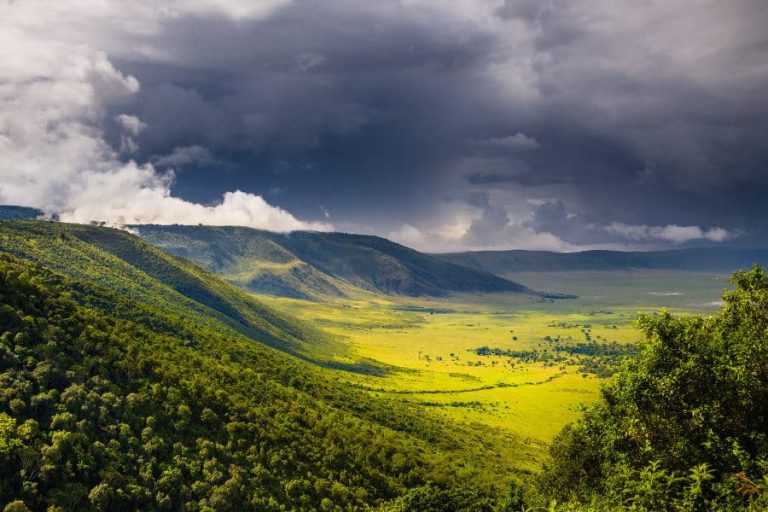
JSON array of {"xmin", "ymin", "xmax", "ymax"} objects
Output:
[{"xmin": 1, "ymin": 0, "xmax": 767, "ymax": 252}]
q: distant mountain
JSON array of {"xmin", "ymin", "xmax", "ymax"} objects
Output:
[
  {"xmin": 435, "ymin": 248, "xmax": 768, "ymax": 276},
  {"xmin": 136, "ymin": 224, "xmax": 530, "ymax": 298},
  {"xmin": 135, "ymin": 224, "xmax": 346, "ymax": 300},
  {"xmin": 0, "ymin": 204, "xmax": 43, "ymax": 220}
]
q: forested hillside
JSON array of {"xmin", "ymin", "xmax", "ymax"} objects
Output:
[
  {"xmin": 0, "ymin": 221, "xmax": 324, "ymax": 357},
  {"xmin": 2, "ymin": 220, "xmax": 768, "ymax": 511},
  {"xmin": 0, "ymin": 222, "xmax": 520, "ymax": 511},
  {"xmin": 136, "ymin": 225, "xmax": 529, "ymax": 298}
]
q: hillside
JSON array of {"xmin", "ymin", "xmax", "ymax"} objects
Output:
[
  {"xmin": 0, "ymin": 205, "xmax": 43, "ymax": 221},
  {"xmin": 134, "ymin": 224, "xmax": 346, "ymax": 300},
  {"xmin": 0, "ymin": 221, "xmax": 519, "ymax": 510},
  {"xmin": 436, "ymin": 248, "xmax": 768, "ymax": 276},
  {"xmin": 0, "ymin": 221, "xmax": 325, "ymax": 357},
  {"xmin": 136, "ymin": 224, "xmax": 530, "ymax": 298}
]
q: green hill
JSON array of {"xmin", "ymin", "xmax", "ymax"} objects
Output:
[
  {"xmin": 136, "ymin": 225, "xmax": 530, "ymax": 298},
  {"xmin": 0, "ymin": 221, "xmax": 520, "ymax": 511},
  {"xmin": 134, "ymin": 224, "xmax": 346, "ymax": 300},
  {"xmin": 0, "ymin": 221, "xmax": 324, "ymax": 357},
  {"xmin": 436, "ymin": 248, "xmax": 768, "ymax": 276}
]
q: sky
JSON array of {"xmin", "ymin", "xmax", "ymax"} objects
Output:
[{"xmin": 1, "ymin": 0, "xmax": 767, "ymax": 252}]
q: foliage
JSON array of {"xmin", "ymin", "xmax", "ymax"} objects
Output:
[
  {"xmin": 473, "ymin": 342, "xmax": 637, "ymax": 377},
  {"xmin": 532, "ymin": 265, "xmax": 768, "ymax": 511},
  {"xmin": 0, "ymin": 221, "xmax": 327, "ymax": 357},
  {"xmin": 0, "ymin": 224, "xmax": 517, "ymax": 511},
  {"xmin": 378, "ymin": 484, "xmax": 497, "ymax": 512},
  {"xmin": 8, "ymin": 220, "xmax": 768, "ymax": 511}
]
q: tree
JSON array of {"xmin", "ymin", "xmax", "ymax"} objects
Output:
[
  {"xmin": 3, "ymin": 502, "xmax": 30, "ymax": 512},
  {"xmin": 535, "ymin": 265, "xmax": 768, "ymax": 510},
  {"xmin": 379, "ymin": 484, "xmax": 495, "ymax": 512}
]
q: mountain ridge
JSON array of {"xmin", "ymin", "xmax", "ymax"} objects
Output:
[
  {"xmin": 434, "ymin": 247, "xmax": 768, "ymax": 276},
  {"xmin": 135, "ymin": 224, "xmax": 530, "ymax": 298}
]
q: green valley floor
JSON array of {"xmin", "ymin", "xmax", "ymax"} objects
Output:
[{"xmin": 262, "ymin": 269, "xmax": 728, "ymax": 467}]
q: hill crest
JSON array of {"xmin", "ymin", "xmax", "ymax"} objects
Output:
[
  {"xmin": 435, "ymin": 247, "xmax": 768, "ymax": 276},
  {"xmin": 135, "ymin": 224, "xmax": 530, "ymax": 298}
]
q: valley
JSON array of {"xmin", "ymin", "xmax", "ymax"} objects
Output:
[
  {"xmin": 0, "ymin": 216, "xmax": 760, "ymax": 511},
  {"xmin": 121, "ymin": 221, "xmax": 744, "ymax": 460},
  {"xmin": 263, "ymin": 270, "xmax": 728, "ymax": 461},
  {"xmin": 3, "ymin": 2, "xmax": 766, "ymax": 508}
]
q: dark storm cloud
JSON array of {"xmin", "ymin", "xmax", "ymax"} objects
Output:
[
  {"xmin": 466, "ymin": 171, "xmax": 564, "ymax": 187},
  {"xmin": 49, "ymin": 0, "xmax": 768, "ymax": 248},
  {"xmin": 109, "ymin": 2, "xmax": 512, "ymax": 227},
  {"xmin": 524, "ymin": 200, "xmax": 617, "ymax": 246}
]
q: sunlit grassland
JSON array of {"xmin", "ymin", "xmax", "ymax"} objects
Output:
[{"xmin": 262, "ymin": 270, "xmax": 728, "ymax": 466}]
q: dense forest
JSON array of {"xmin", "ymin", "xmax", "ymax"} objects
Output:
[
  {"xmin": 0, "ymin": 222, "xmax": 517, "ymax": 511},
  {"xmin": 0, "ymin": 220, "xmax": 767, "ymax": 511}
]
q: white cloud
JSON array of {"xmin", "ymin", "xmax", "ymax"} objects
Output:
[
  {"xmin": 388, "ymin": 192, "xmax": 734, "ymax": 252},
  {"xmin": 606, "ymin": 222, "xmax": 733, "ymax": 243},
  {"xmin": 703, "ymin": 227, "xmax": 730, "ymax": 242},
  {"xmin": 115, "ymin": 115, "xmax": 147, "ymax": 155},
  {"xmin": 482, "ymin": 132, "xmax": 541, "ymax": 150},
  {"xmin": 175, "ymin": 0, "xmax": 293, "ymax": 21},
  {"xmin": 115, "ymin": 114, "xmax": 147, "ymax": 136},
  {"xmin": 0, "ymin": 5, "xmax": 328, "ymax": 233},
  {"xmin": 389, "ymin": 224, "xmax": 430, "ymax": 250},
  {"xmin": 67, "ymin": 181, "xmax": 330, "ymax": 231},
  {"xmin": 153, "ymin": 145, "xmax": 213, "ymax": 167},
  {"xmin": 395, "ymin": 222, "xmax": 580, "ymax": 253},
  {"xmin": 389, "ymin": 217, "xmax": 578, "ymax": 253},
  {"xmin": 295, "ymin": 52, "xmax": 326, "ymax": 72}
]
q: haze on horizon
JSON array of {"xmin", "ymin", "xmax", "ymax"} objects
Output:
[{"xmin": 1, "ymin": 0, "xmax": 766, "ymax": 253}]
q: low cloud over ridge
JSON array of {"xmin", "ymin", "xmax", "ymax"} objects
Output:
[
  {"xmin": 0, "ymin": 0, "xmax": 329, "ymax": 232},
  {"xmin": 606, "ymin": 223, "xmax": 732, "ymax": 244}
]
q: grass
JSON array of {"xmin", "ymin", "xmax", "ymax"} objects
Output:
[{"xmin": 263, "ymin": 269, "xmax": 729, "ymax": 466}]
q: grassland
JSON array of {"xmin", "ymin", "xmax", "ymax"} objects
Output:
[{"xmin": 264, "ymin": 269, "xmax": 729, "ymax": 466}]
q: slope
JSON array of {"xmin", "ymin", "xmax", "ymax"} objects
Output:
[
  {"xmin": 0, "ymin": 205, "xmax": 43, "ymax": 221},
  {"xmin": 436, "ymin": 248, "xmax": 768, "ymax": 276},
  {"xmin": 136, "ymin": 224, "xmax": 530, "ymax": 298},
  {"xmin": 136, "ymin": 224, "xmax": 346, "ymax": 300},
  {"xmin": 0, "ymin": 222, "xmax": 522, "ymax": 510},
  {"xmin": 0, "ymin": 221, "xmax": 326, "ymax": 357}
]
